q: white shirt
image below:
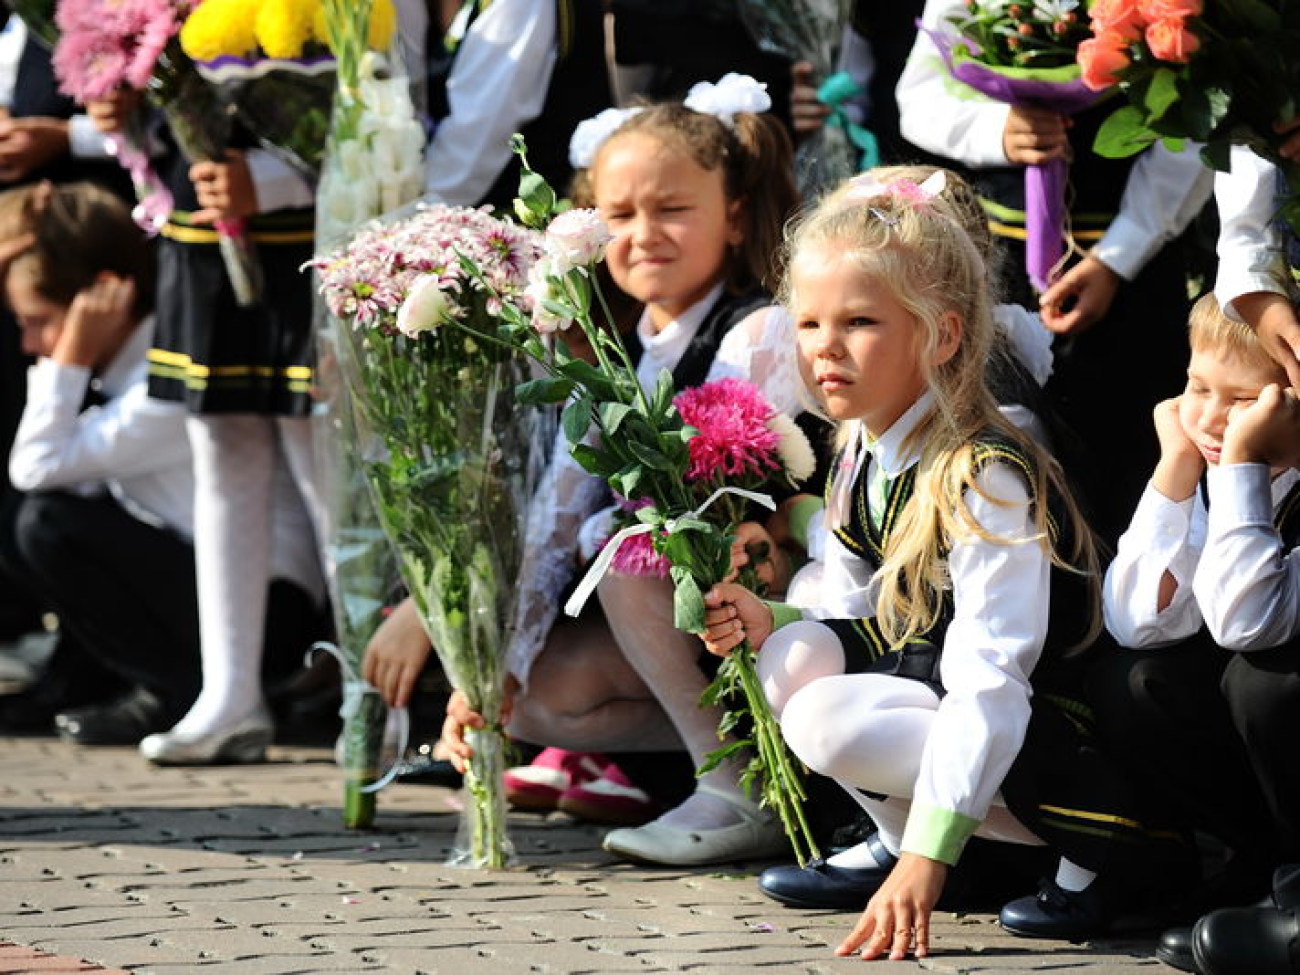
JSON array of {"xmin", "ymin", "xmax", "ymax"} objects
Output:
[
  {"xmin": 506, "ymin": 287, "xmax": 785, "ymax": 687},
  {"xmin": 799, "ymin": 393, "xmax": 1050, "ymax": 848},
  {"xmin": 9, "ymin": 318, "xmax": 194, "ymax": 535},
  {"xmin": 423, "ymin": 0, "xmax": 557, "ymax": 206},
  {"xmin": 1214, "ymin": 146, "xmax": 1294, "ymax": 319},
  {"xmin": 895, "ymin": 0, "xmax": 1213, "ymax": 281},
  {"xmin": 0, "ymin": 19, "xmax": 110, "ymax": 160},
  {"xmin": 1104, "ymin": 467, "xmax": 1300, "ymax": 650}
]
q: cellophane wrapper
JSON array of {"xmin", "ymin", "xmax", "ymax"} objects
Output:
[{"xmin": 737, "ymin": 0, "xmax": 855, "ymax": 197}]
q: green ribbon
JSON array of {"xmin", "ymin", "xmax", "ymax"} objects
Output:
[{"xmin": 817, "ymin": 71, "xmax": 880, "ymax": 171}]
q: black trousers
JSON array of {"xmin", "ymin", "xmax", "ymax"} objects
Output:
[
  {"xmin": 1089, "ymin": 638, "xmax": 1300, "ymax": 863},
  {"xmin": 11, "ymin": 490, "xmax": 320, "ymax": 721}
]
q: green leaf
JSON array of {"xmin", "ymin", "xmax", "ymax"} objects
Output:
[
  {"xmin": 570, "ymin": 442, "xmax": 613, "ymax": 476},
  {"xmin": 628, "ymin": 439, "xmax": 673, "ymax": 471},
  {"xmin": 671, "ymin": 568, "xmax": 707, "ymax": 633},
  {"xmin": 516, "ymin": 376, "xmax": 574, "ymax": 405},
  {"xmin": 1093, "ymin": 105, "xmax": 1159, "ymax": 158},
  {"xmin": 696, "ymin": 740, "xmax": 749, "ymax": 776},
  {"xmin": 562, "ymin": 398, "xmax": 592, "ymax": 445},
  {"xmin": 1143, "ymin": 67, "xmax": 1179, "ymax": 123},
  {"xmin": 599, "ymin": 402, "xmax": 635, "ymax": 434},
  {"xmin": 1200, "ymin": 138, "xmax": 1233, "ymax": 173}
]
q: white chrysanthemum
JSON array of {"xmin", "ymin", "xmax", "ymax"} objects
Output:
[
  {"xmin": 683, "ymin": 72, "xmax": 771, "ymax": 125},
  {"xmin": 568, "ymin": 106, "xmax": 643, "ymax": 169},
  {"xmin": 768, "ymin": 412, "xmax": 816, "ymax": 483}
]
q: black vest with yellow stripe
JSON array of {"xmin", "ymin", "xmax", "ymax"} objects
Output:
[{"xmin": 823, "ymin": 429, "xmax": 1095, "ymax": 689}]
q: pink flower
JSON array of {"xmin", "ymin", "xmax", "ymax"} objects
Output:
[
  {"xmin": 674, "ymin": 378, "xmax": 782, "ymax": 483},
  {"xmin": 54, "ymin": 32, "xmax": 130, "ymax": 100},
  {"xmin": 608, "ymin": 529, "xmax": 670, "ymax": 578},
  {"xmin": 1138, "ymin": 0, "xmax": 1202, "ymax": 21},
  {"xmin": 1144, "ymin": 17, "xmax": 1200, "ymax": 62},
  {"xmin": 1078, "ymin": 31, "xmax": 1134, "ymax": 90},
  {"xmin": 544, "ymin": 208, "xmax": 612, "ymax": 272},
  {"xmin": 1089, "ymin": 0, "xmax": 1146, "ymax": 39}
]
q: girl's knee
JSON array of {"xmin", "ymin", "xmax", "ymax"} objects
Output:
[{"xmin": 756, "ymin": 621, "xmax": 845, "ymax": 716}]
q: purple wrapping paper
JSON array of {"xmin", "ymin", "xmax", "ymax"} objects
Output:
[{"xmin": 926, "ymin": 28, "xmax": 1106, "ymax": 292}]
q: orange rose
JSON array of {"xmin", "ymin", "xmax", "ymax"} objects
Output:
[
  {"xmin": 1145, "ymin": 17, "xmax": 1201, "ymax": 62},
  {"xmin": 1090, "ymin": 0, "xmax": 1145, "ymax": 40},
  {"xmin": 1139, "ymin": 0, "xmax": 1203, "ymax": 21},
  {"xmin": 1078, "ymin": 31, "xmax": 1134, "ymax": 90}
]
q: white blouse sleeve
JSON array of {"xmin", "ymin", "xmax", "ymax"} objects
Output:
[
  {"xmin": 505, "ymin": 425, "xmax": 607, "ymax": 689},
  {"xmin": 1103, "ymin": 482, "xmax": 1206, "ymax": 647},
  {"xmin": 1215, "ymin": 147, "xmax": 1293, "ymax": 318},
  {"xmin": 1195, "ymin": 463, "xmax": 1300, "ymax": 650}
]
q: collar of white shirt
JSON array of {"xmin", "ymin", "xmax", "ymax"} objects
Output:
[{"xmin": 868, "ymin": 390, "xmax": 935, "ymax": 478}]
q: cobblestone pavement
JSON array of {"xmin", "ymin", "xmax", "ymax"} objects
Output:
[{"xmin": 0, "ymin": 736, "xmax": 1171, "ymax": 974}]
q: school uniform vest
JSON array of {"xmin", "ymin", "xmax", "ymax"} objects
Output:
[
  {"xmin": 429, "ymin": 0, "xmax": 612, "ymax": 212},
  {"xmin": 822, "ymin": 429, "xmax": 1093, "ymax": 690}
]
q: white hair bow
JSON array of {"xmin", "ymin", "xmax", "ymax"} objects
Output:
[
  {"xmin": 568, "ymin": 106, "xmax": 644, "ymax": 169},
  {"xmin": 683, "ymin": 72, "xmax": 771, "ymax": 127}
]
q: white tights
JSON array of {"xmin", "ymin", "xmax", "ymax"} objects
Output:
[
  {"xmin": 758, "ymin": 620, "xmax": 1046, "ymax": 855},
  {"xmin": 175, "ymin": 414, "xmax": 326, "ymax": 736}
]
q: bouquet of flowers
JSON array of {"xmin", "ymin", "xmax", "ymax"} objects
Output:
[
  {"xmin": 932, "ymin": 0, "xmax": 1105, "ymax": 291},
  {"xmin": 736, "ymin": 0, "xmax": 873, "ymax": 198},
  {"xmin": 458, "ymin": 152, "xmax": 822, "ymax": 865},
  {"xmin": 311, "ymin": 202, "xmax": 548, "ymax": 868},
  {"xmin": 308, "ymin": 0, "xmax": 425, "ymax": 828},
  {"xmin": 1079, "ymin": 0, "xmax": 1300, "ymax": 227},
  {"xmin": 52, "ymin": 0, "xmax": 261, "ymax": 305},
  {"xmin": 9, "ymin": 0, "xmax": 58, "ymax": 46}
]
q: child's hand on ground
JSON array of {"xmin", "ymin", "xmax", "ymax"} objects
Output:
[
  {"xmin": 725, "ymin": 522, "xmax": 790, "ymax": 592},
  {"xmin": 51, "ymin": 274, "xmax": 136, "ymax": 369},
  {"xmin": 701, "ymin": 583, "xmax": 774, "ymax": 656},
  {"xmin": 1152, "ymin": 396, "xmax": 1204, "ymax": 501},
  {"xmin": 1235, "ymin": 292, "xmax": 1300, "ymax": 388},
  {"xmin": 361, "ymin": 597, "xmax": 433, "ymax": 709},
  {"xmin": 190, "ymin": 150, "xmax": 258, "ymax": 225},
  {"xmin": 1039, "ymin": 255, "xmax": 1121, "ymax": 335},
  {"xmin": 836, "ymin": 853, "xmax": 948, "ymax": 960},
  {"xmin": 1002, "ymin": 105, "xmax": 1071, "ymax": 165},
  {"xmin": 790, "ymin": 61, "xmax": 832, "ymax": 139},
  {"xmin": 1223, "ymin": 384, "xmax": 1300, "ymax": 469},
  {"xmin": 440, "ymin": 679, "xmax": 518, "ymax": 773}
]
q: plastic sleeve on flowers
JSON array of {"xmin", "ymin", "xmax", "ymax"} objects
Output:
[
  {"xmin": 764, "ymin": 600, "xmax": 805, "ymax": 631},
  {"xmin": 245, "ymin": 149, "xmax": 315, "ymax": 213},
  {"xmin": 787, "ymin": 497, "xmax": 825, "ymax": 551}
]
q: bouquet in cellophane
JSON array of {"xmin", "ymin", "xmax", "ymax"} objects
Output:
[
  {"xmin": 736, "ymin": 0, "xmax": 872, "ymax": 198},
  {"xmin": 930, "ymin": 0, "xmax": 1105, "ymax": 292},
  {"xmin": 311, "ymin": 201, "xmax": 548, "ymax": 867},
  {"xmin": 52, "ymin": 0, "xmax": 262, "ymax": 305},
  {"xmin": 1079, "ymin": 0, "xmax": 1300, "ymax": 229},
  {"xmin": 457, "ymin": 150, "xmax": 822, "ymax": 865},
  {"xmin": 308, "ymin": 0, "xmax": 424, "ymax": 829}
]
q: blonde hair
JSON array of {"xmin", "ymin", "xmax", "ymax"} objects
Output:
[
  {"xmin": 1188, "ymin": 292, "xmax": 1284, "ymax": 376},
  {"xmin": 784, "ymin": 182, "xmax": 1101, "ymax": 651}
]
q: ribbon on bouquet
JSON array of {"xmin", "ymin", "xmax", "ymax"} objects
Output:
[
  {"xmin": 817, "ymin": 71, "xmax": 880, "ymax": 172},
  {"xmin": 307, "ymin": 641, "xmax": 409, "ymax": 794},
  {"xmin": 563, "ymin": 486, "xmax": 778, "ymax": 619},
  {"xmin": 104, "ymin": 130, "xmax": 174, "ymax": 237}
]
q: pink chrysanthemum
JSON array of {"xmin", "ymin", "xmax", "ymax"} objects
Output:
[
  {"xmin": 608, "ymin": 529, "xmax": 669, "ymax": 578},
  {"xmin": 674, "ymin": 378, "xmax": 782, "ymax": 483}
]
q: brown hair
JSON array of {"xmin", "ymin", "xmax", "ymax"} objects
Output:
[
  {"xmin": 590, "ymin": 103, "xmax": 797, "ymax": 295},
  {"xmin": 0, "ymin": 181, "xmax": 155, "ymax": 320},
  {"xmin": 1188, "ymin": 292, "xmax": 1284, "ymax": 376}
]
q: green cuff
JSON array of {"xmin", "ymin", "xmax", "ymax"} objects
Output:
[
  {"xmin": 763, "ymin": 600, "xmax": 804, "ymax": 631},
  {"xmin": 900, "ymin": 804, "xmax": 981, "ymax": 866},
  {"xmin": 787, "ymin": 497, "xmax": 824, "ymax": 550}
]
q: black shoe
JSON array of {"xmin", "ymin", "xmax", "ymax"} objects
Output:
[
  {"xmin": 55, "ymin": 687, "xmax": 167, "ymax": 746},
  {"xmin": 1157, "ymin": 926, "xmax": 1198, "ymax": 972},
  {"xmin": 999, "ymin": 878, "xmax": 1113, "ymax": 941},
  {"xmin": 758, "ymin": 832, "xmax": 897, "ymax": 910},
  {"xmin": 1192, "ymin": 905, "xmax": 1300, "ymax": 975},
  {"xmin": 394, "ymin": 751, "xmax": 464, "ymax": 789}
]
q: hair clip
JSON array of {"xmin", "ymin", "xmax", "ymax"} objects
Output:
[
  {"xmin": 682, "ymin": 72, "xmax": 771, "ymax": 127},
  {"xmin": 569, "ymin": 106, "xmax": 644, "ymax": 169},
  {"xmin": 868, "ymin": 206, "xmax": 900, "ymax": 227}
]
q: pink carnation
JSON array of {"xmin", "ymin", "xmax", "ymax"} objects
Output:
[{"xmin": 674, "ymin": 378, "xmax": 782, "ymax": 483}]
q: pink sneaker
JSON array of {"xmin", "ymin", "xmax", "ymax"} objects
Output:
[
  {"xmin": 503, "ymin": 748, "xmax": 609, "ymax": 811},
  {"xmin": 557, "ymin": 762, "xmax": 660, "ymax": 825}
]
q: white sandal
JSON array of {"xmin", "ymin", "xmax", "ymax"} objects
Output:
[{"xmin": 601, "ymin": 784, "xmax": 790, "ymax": 866}]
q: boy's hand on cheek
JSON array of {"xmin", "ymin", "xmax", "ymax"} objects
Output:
[
  {"xmin": 1223, "ymin": 385, "xmax": 1300, "ymax": 468},
  {"xmin": 52, "ymin": 275, "xmax": 136, "ymax": 369},
  {"xmin": 1151, "ymin": 397, "xmax": 1203, "ymax": 500}
]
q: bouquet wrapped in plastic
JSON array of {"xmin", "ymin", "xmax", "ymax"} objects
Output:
[
  {"xmin": 458, "ymin": 152, "xmax": 822, "ymax": 866},
  {"xmin": 309, "ymin": 0, "xmax": 425, "ymax": 830},
  {"xmin": 1080, "ymin": 0, "xmax": 1300, "ymax": 229},
  {"xmin": 311, "ymin": 202, "xmax": 548, "ymax": 867},
  {"xmin": 736, "ymin": 0, "xmax": 872, "ymax": 198},
  {"xmin": 931, "ymin": 0, "xmax": 1103, "ymax": 292}
]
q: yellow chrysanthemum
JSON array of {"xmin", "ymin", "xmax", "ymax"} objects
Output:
[
  {"xmin": 179, "ymin": 0, "xmax": 261, "ymax": 61},
  {"xmin": 367, "ymin": 0, "xmax": 397, "ymax": 51},
  {"xmin": 255, "ymin": 0, "xmax": 318, "ymax": 59}
]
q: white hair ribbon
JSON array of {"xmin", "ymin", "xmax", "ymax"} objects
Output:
[
  {"xmin": 683, "ymin": 72, "xmax": 772, "ymax": 126},
  {"xmin": 843, "ymin": 169, "xmax": 949, "ymax": 206},
  {"xmin": 563, "ymin": 485, "xmax": 776, "ymax": 618},
  {"xmin": 568, "ymin": 106, "xmax": 644, "ymax": 169}
]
